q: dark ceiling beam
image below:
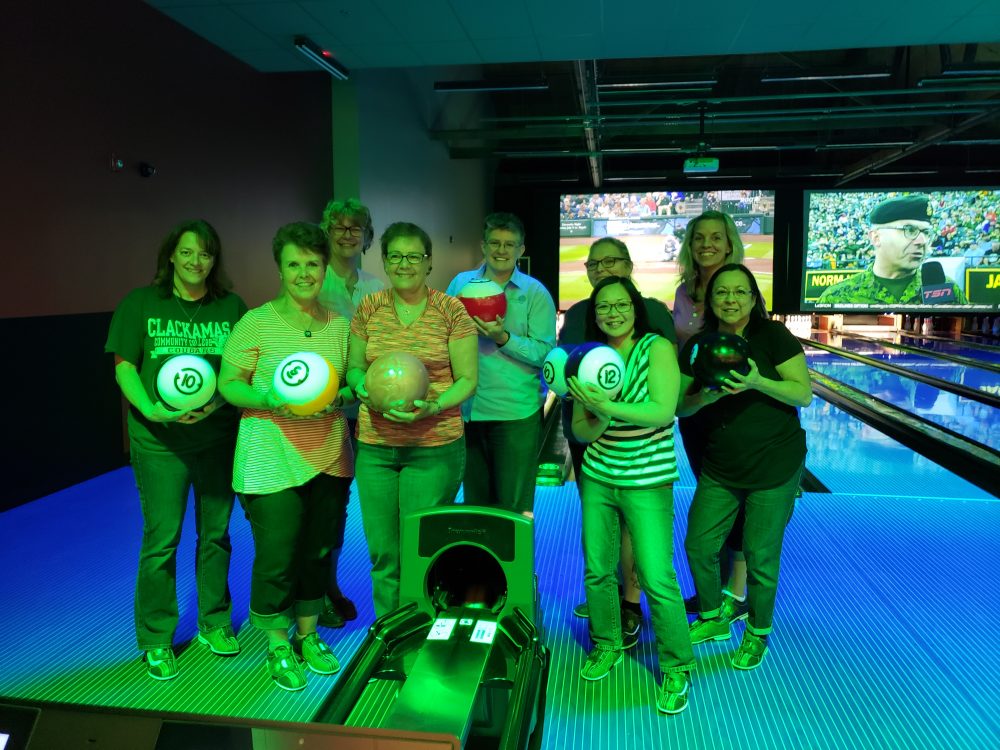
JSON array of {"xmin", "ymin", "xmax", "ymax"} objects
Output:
[
  {"xmin": 573, "ymin": 59, "xmax": 602, "ymax": 187},
  {"xmin": 837, "ymin": 98, "xmax": 1000, "ymax": 185}
]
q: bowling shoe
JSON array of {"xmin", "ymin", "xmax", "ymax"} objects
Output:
[
  {"xmin": 144, "ymin": 647, "xmax": 177, "ymax": 680},
  {"xmin": 580, "ymin": 646, "xmax": 624, "ymax": 681},
  {"xmin": 197, "ymin": 625, "xmax": 240, "ymax": 655},
  {"xmin": 688, "ymin": 615, "xmax": 731, "ymax": 644},
  {"xmin": 731, "ymin": 631, "xmax": 768, "ymax": 670},
  {"xmin": 720, "ymin": 592, "xmax": 749, "ymax": 623},
  {"xmin": 293, "ymin": 632, "xmax": 341, "ymax": 675},
  {"xmin": 572, "ymin": 601, "xmax": 590, "ymax": 618},
  {"xmin": 622, "ymin": 607, "xmax": 642, "ymax": 650},
  {"xmin": 267, "ymin": 644, "xmax": 307, "ymax": 692},
  {"xmin": 656, "ymin": 671, "xmax": 691, "ymax": 715}
]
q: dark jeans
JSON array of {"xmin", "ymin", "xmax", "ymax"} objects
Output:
[
  {"xmin": 581, "ymin": 478, "xmax": 694, "ymax": 674},
  {"xmin": 463, "ymin": 410, "xmax": 541, "ymax": 514},
  {"xmin": 130, "ymin": 440, "xmax": 235, "ymax": 650},
  {"xmin": 241, "ymin": 473, "xmax": 351, "ymax": 630},
  {"xmin": 355, "ymin": 437, "xmax": 465, "ymax": 618},
  {"xmin": 685, "ymin": 464, "xmax": 803, "ymax": 635}
]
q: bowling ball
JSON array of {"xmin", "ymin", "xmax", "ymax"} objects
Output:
[
  {"xmin": 366, "ymin": 352, "xmax": 430, "ymax": 413},
  {"xmin": 541, "ymin": 345, "xmax": 572, "ymax": 397},
  {"xmin": 691, "ymin": 332, "xmax": 750, "ymax": 389},
  {"xmin": 457, "ymin": 278, "xmax": 507, "ymax": 322},
  {"xmin": 272, "ymin": 352, "xmax": 339, "ymax": 416},
  {"xmin": 155, "ymin": 354, "xmax": 217, "ymax": 411},
  {"xmin": 565, "ymin": 342, "xmax": 626, "ymax": 398}
]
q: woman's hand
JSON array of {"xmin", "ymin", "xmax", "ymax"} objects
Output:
[
  {"xmin": 567, "ymin": 376, "xmax": 610, "ymax": 417},
  {"xmin": 176, "ymin": 397, "xmax": 223, "ymax": 424},
  {"xmin": 382, "ymin": 399, "xmax": 440, "ymax": 423},
  {"xmin": 143, "ymin": 401, "xmax": 188, "ymax": 423},
  {"xmin": 717, "ymin": 358, "xmax": 762, "ymax": 394}
]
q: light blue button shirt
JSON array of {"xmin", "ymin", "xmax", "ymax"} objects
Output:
[{"xmin": 446, "ymin": 265, "xmax": 556, "ymax": 421}]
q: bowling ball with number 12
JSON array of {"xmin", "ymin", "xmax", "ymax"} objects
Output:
[{"xmin": 565, "ymin": 343, "xmax": 626, "ymax": 398}]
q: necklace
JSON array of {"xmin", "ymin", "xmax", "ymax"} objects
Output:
[
  {"xmin": 174, "ymin": 291, "xmax": 205, "ymax": 323},
  {"xmin": 394, "ymin": 294, "xmax": 427, "ymax": 323}
]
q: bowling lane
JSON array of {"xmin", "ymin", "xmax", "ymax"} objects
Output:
[
  {"xmin": 804, "ymin": 347, "xmax": 1000, "ymax": 451},
  {"xmin": 809, "ymin": 334, "xmax": 1000, "ymax": 394},
  {"xmin": 892, "ymin": 333, "xmax": 1000, "ymax": 366},
  {"xmin": 799, "ymin": 396, "xmax": 996, "ymax": 500}
]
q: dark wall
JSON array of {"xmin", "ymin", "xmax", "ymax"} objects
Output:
[{"xmin": 2, "ymin": 0, "xmax": 333, "ymax": 508}]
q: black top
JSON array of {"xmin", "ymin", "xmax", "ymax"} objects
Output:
[{"xmin": 679, "ymin": 317, "xmax": 807, "ymax": 488}]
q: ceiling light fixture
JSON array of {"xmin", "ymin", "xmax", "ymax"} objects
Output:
[
  {"xmin": 597, "ymin": 79, "xmax": 717, "ymax": 89},
  {"xmin": 434, "ymin": 80, "xmax": 548, "ymax": 93},
  {"xmin": 294, "ymin": 36, "xmax": 349, "ymax": 80},
  {"xmin": 761, "ymin": 71, "xmax": 890, "ymax": 83}
]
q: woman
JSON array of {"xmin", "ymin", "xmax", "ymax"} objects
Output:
[
  {"xmin": 569, "ymin": 276, "xmax": 694, "ymax": 715},
  {"xmin": 680, "ymin": 263, "xmax": 812, "ymax": 671},
  {"xmin": 316, "ymin": 197, "xmax": 385, "ymax": 628},
  {"xmin": 346, "ymin": 221, "xmax": 478, "ymax": 619},
  {"xmin": 106, "ymin": 219, "xmax": 246, "ymax": 681},
  {"xmin": 673, "ymin": 211, "xmax": 749, "ymax": 619},
  {"xmin": 218, "ymin": 222, "xmax": 353, "ymax": 692},
  {"xmin": 560, "ymin": 237, "xmax": 676, "ymax": 646}
]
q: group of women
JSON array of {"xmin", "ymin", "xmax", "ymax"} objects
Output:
[
  {"xmin": 107, "ymin": 205, "xmax": 475, "ymax": 692},
  {"xmin": 107, "ymin": 206, "xmax": 809, "ymax": 714},
  {"xmin": 565, "ymin": 210, "xmax": 810, "ymax": 715}
]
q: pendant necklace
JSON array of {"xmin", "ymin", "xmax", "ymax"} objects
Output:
[{"xmin": 174, "ymin": 288, "xmax": 205, "ymax": 323}]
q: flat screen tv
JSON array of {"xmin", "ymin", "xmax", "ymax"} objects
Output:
[
  {"xmin": 802, "ymin": 188, "xmax": 1000, "ymax": 313},
  {"xmin": 558, "ymin": 190, "xmax": 777, "ymax": 310}
]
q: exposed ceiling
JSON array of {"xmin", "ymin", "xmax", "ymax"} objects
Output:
[{"xmin": 146, "ymin": 1, "xmax": 1000, "ymax": 186}]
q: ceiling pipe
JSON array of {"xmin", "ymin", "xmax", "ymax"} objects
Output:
[{"xmin": 573, "ymin": 59, "xmax": 602, "ymax": 187}]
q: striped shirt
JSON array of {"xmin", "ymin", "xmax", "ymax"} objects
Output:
[
  {"xmin": 582, "ymin": 333, "xmax": 679, "ymax": 488},
  {"xmin": 223, "ymin": 302, "xmax": 353, "ymax": 495},
  {"xmin": 351, "ymin": 287, "xmax": 476, "ymax": 447}
]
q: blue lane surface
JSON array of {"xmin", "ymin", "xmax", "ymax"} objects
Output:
[
  {"xmin": 893, "ymin": 333, "xmax": 1000, "ymax": 366},
  {"xmin": 799, "ymin": 396, "xmax": 995, "ymax": 499},
  {"xmin": 803, "ymin": 346, "xmax": 1000, "ymax": 452},
  {"xmin": 811, "ymin": 336, "xmax": 1000, "ymax": 394}
]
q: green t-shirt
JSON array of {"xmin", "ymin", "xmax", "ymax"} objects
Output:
[{"xmin": 105, "ymin": 285, "xmax": 247, "ymax": 453}]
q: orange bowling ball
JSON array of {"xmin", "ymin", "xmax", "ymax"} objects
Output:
[{"xmin": 365, "ymin": 352, "xmax": 430, "ymax": 413}]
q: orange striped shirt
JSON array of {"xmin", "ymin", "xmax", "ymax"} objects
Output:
[
  {"xmin": 352, "ymin": 287, "xmax": 476, "ymax": 447},
  {"xmin": 224, "ymin": 302, "xmax": 353, "ymax": 494}
]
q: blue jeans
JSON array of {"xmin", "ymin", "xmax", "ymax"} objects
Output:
[
  {"xmin": 241, "ymin": 473, "xmax": 351, "ymax": 630},
  {"xmin": 130, "ymin": 440, "xmax": 235, "ymax": 650},
  {"xmin": 580, "ymin": 477, "xmax": 695, "ymax": 674},
  {"xmin": 463, "ymin": 410, "xmax": 541, "ymax": 514},
  {"xmin": 356, "ymin": 438, "xmax": 465, "ymax": 618},
  {"xmin": 685, "ymin": 464, "xmax": 803, "ymax": 635}
]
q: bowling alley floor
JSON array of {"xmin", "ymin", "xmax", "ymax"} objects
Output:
[{"xmin": 1, "ymin": 447, "xmax": 998, "ymax": 748}]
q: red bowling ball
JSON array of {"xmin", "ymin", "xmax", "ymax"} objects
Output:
[
  {"xmin": 365, "ymin": 352, "xmax": 430, "ymax": 413},
  {"xmin": 457, "ymin": 278, "xmax": 507, "ymax": 322}
]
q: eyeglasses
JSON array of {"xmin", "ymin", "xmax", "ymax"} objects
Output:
[
  {"xmin": 486, "ymin": 239, "xmax": 522, "ymax": 252},
  {"xmin": 882, "ymin": 224, "xmax": 930, "ymax": 240},
  {"xmin": 385, "ymin": 252, "xmax": 428, "ymax": 265},
  {"xmin": 585, "ymin": 257, "xmax": 626, "ymax": 272},
  {"xmin": 712, "ymin": 288, "xmax": 752, "ymax": 301},
  {"xmin": 330, "ymin": 225, "xmax": 364, "ymax": 237},
  {"xmin": 595, "ymin": 301, "xmax": 634, "ymax": 316}
]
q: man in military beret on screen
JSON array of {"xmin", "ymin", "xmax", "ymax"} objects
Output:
[{"xmin": 818, "ymin": 194, "xmax": 967, "ymax": 305}]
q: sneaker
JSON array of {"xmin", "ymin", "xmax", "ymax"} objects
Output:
[
  {"xmin": 720, "ymin": 593, "xmax": 749, "ymax": 623},
  {"xmin": 622, "ymin": 607, "xmax": 642, "ymax": 650},
  {"xmin": 656, "ymin": 671, "xmax": 691, "ymax": 715},
  {"xmin": 292, "ymin": 632, "xmax": 340, "ymax": 675},
  {"xmin": 197, "ymin": 626, "xmax": 240, "ymax": 655},
  {"xmin": 732, "ymin": 631, "xmax": 768, "ymax": 670},
  {"xmin": 689, "ymin": 616, "xmax": 731, "ymax": 645},
  {"xmin": 580, "ymin": 646, "xmax": 623, "ymax": 681},
  {"xmin": 573, "ymin": 601, "xmax": 589, "ymax": 618},
  {"xmin": 683, "ymin": 594, "xmax": 699, "ymax": 614},
  {"xmin": 144, "ymin": 647, "xmax": 177, "ymax": 681},
  {"xmin": 267, "ymin": 644, "xmax": 307, "ymax": 691}
]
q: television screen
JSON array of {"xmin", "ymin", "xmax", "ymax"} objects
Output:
[
  {"xmin": 558, "ymin": 190, "xmax": 777, "ymax": 310},
  {"xmin": 802, "ymin": 188, "xmax": 1000, "ymax": 313}
]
